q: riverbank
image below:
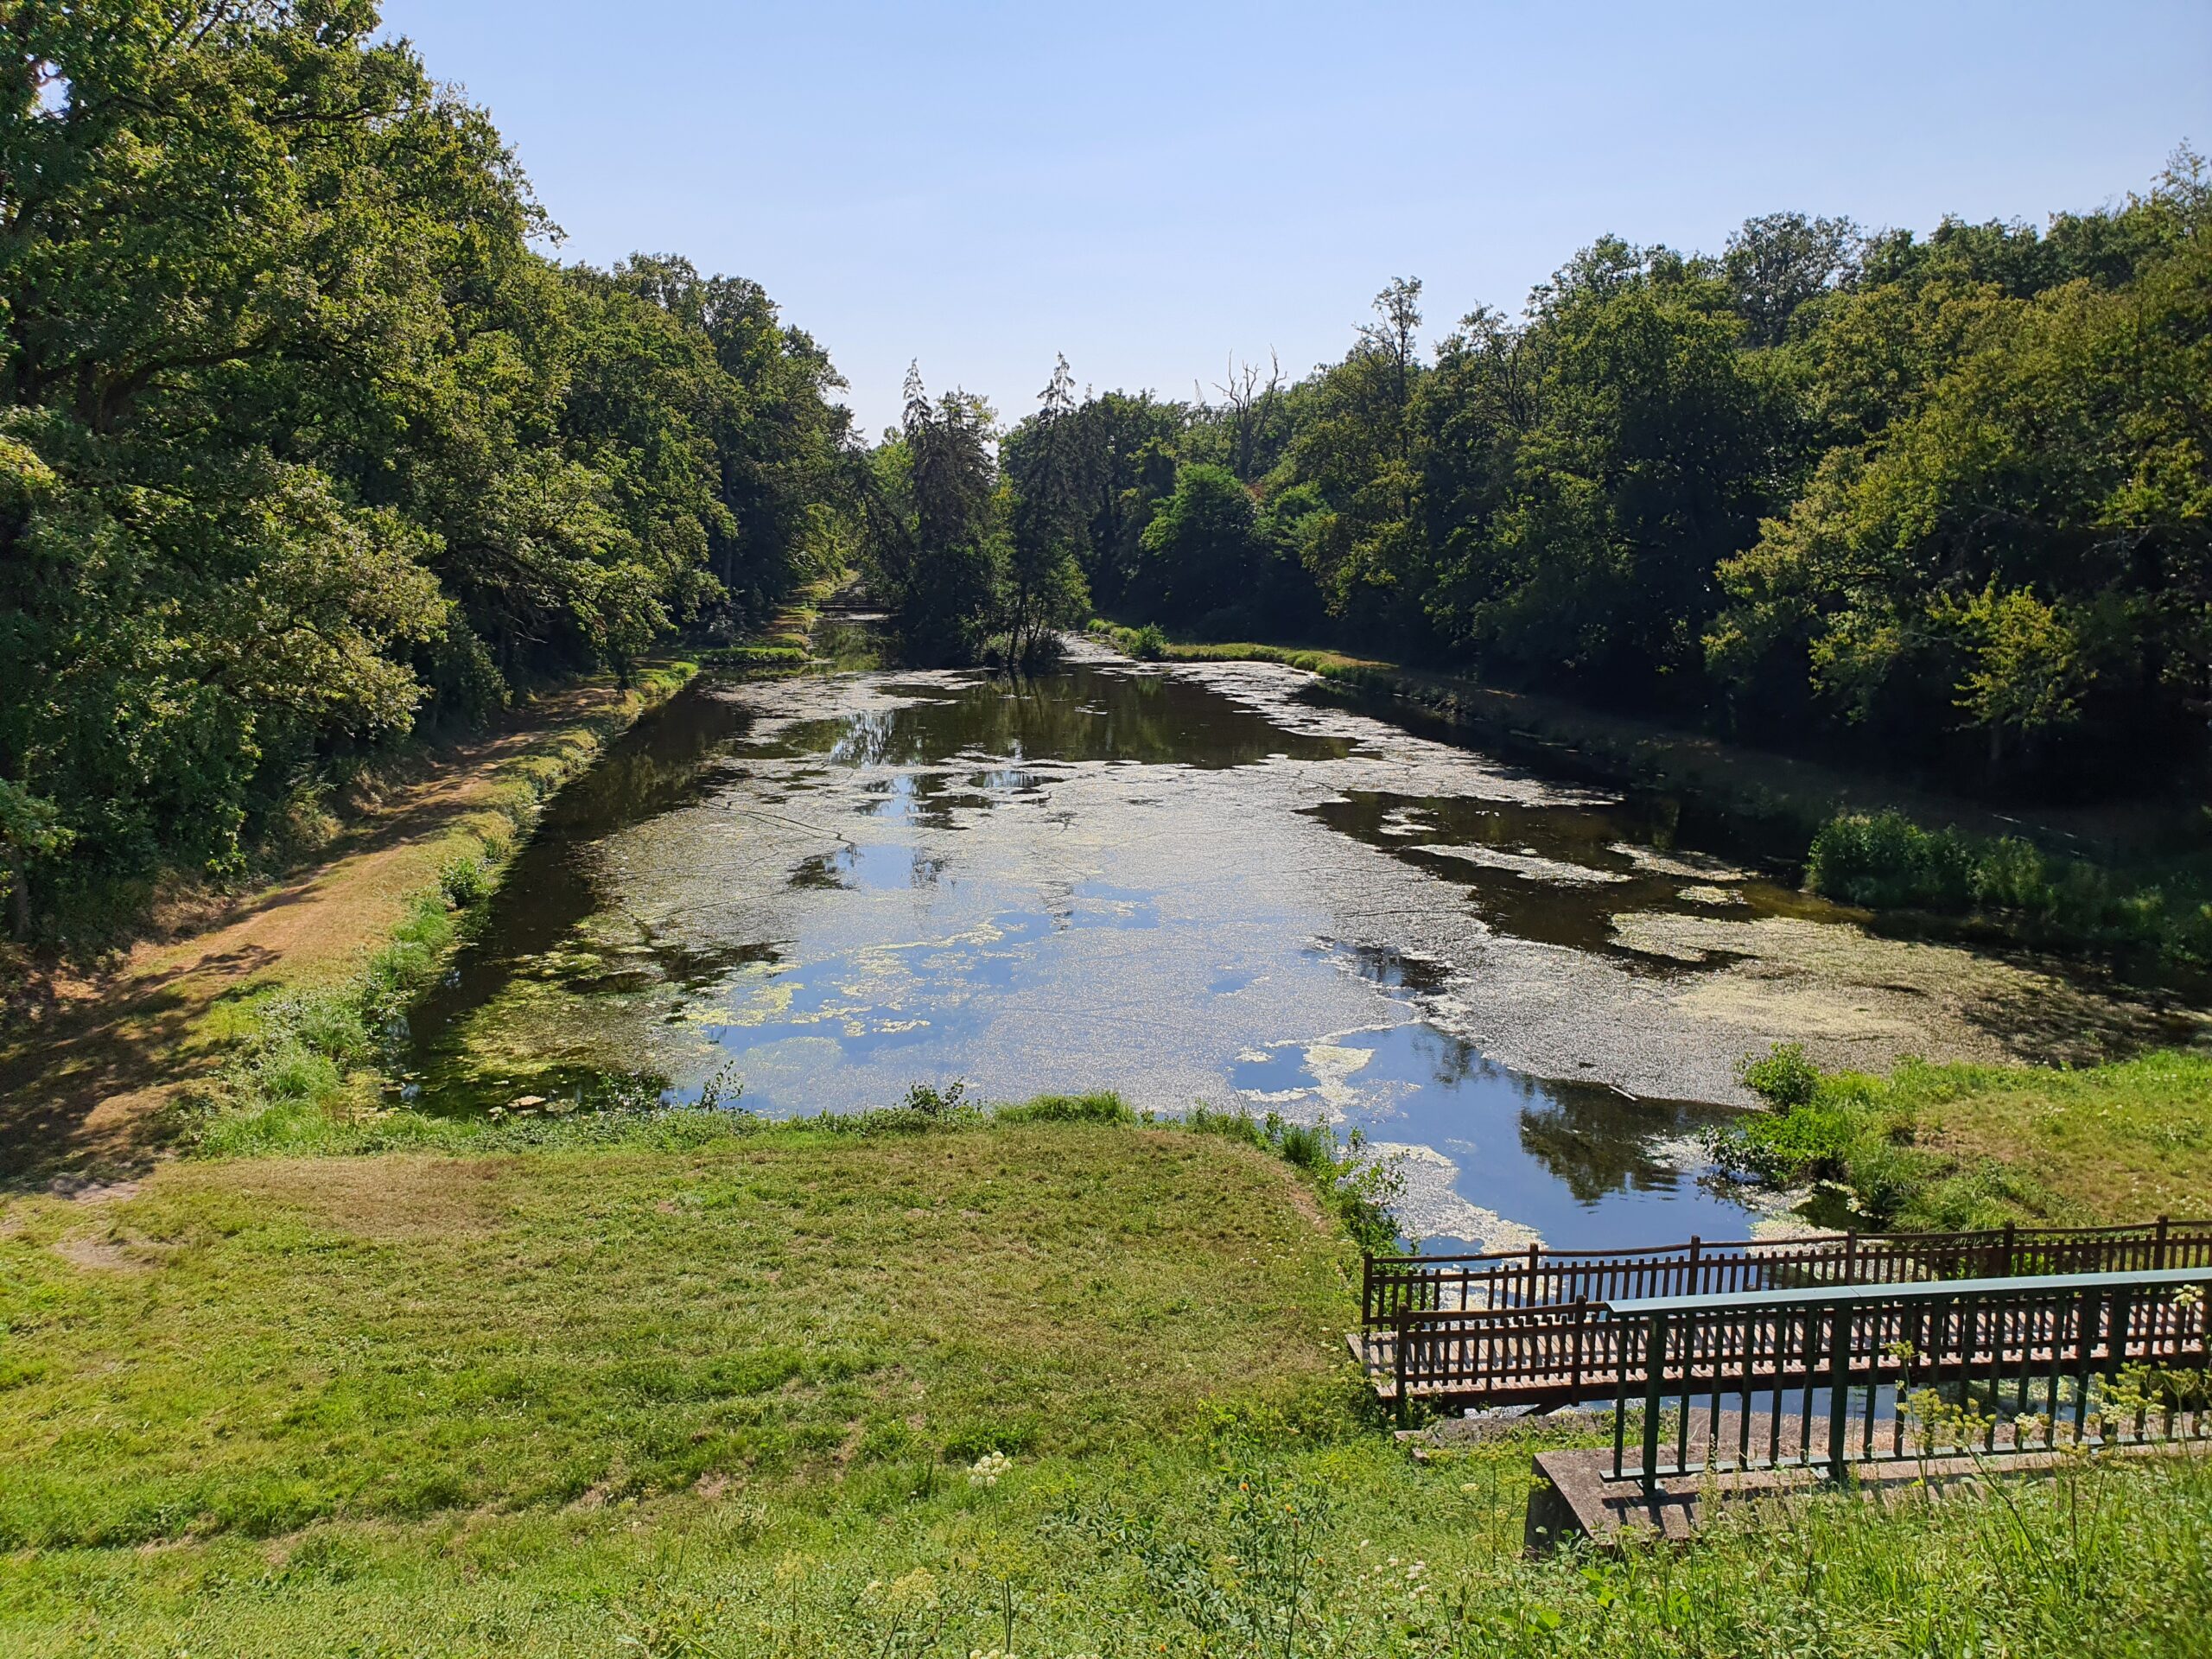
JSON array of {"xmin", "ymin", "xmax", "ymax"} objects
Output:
[
  {"xmin": 1719, "ymin": 1044, "xmax": 2212, "ymax": 1230},
  {"xmin": 1091, "ymin": 624, "xmax": 2212, "ymax": 972},
  {"xmin": 3, "ymin": 1107, "xmax": 2207, "ymax": 1656},
  {"xmin": 0, "ymin": 664, "xmax": 698, "ymax": 1184}
]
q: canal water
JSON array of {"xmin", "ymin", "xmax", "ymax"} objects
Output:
[{"xmin": 408, "ymin": 625, "xmax": 1854, "ymax": 1253}]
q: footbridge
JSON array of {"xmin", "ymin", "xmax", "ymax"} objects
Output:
[{"xmin": 1355, "ymin": 1222, "xmax": 2212, "ymax": 1489}]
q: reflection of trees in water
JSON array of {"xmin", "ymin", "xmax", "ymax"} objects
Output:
[
  {"xmin": 781, "ymin": 665, "xmax": 1351, "ymax": 772},
  {"xmin": 407, "ymin": 684, "xmax": 757, "ymax": 1050},
  {"xmin": 1516, "ymin": 1082, "xmax": 1723, "ymax": 1204},
  {"xmin": 544, "ymin": 683, "xmax": 755, "ymax": 835},
  {"xmin": 1315, "ymin": 789, "xmax": 1755, "ymax": 964}
]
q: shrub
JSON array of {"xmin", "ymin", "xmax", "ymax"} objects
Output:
[
  {"xmin": 1131, "ymin": 623, "xmax": 1167, "ymax": 661},
  {"xmin": 1806, "ymin": 811, "xmax": 1978, "ymax": 910},
  {"xmin": 1806, "ymin": 810, "xmax": 2212, "ymax": 971},
  {"xmin": 438, "ymin": 852, "xmax": 490, "ymax": 907},
  {"xmin": 1739, "ymin": 1041, "xmax": 1819, "ymax": 1109}
]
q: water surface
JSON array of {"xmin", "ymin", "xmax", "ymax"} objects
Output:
[{"xmin": 413, "ymin": 632, "xmax": 1878, "ymax": 1251}]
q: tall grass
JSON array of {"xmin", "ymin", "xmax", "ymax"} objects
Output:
[{"xmin": 1808, "ymin": 810, "xmax": 2212, "ymax": 971}]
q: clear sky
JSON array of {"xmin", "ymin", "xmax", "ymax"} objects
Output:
[{"xmin": 378, "ymin": 1, "xmax": 2210, "ymax": 438}]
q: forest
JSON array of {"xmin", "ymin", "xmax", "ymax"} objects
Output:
[
  {"xmin": 5, "ymin": 3, "xmax": 2208, "ymax": 945},
  {"xmin": 874, "ymin": 153, "xmax": 2212, "ymax": 801},
  {"xmin": 0, "ymin": 3, "xmax": 857, "ymax": 938}
]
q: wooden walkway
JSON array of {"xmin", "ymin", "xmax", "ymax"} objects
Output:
[{"xmin": 1356, "ymin": 1235, "xmax": 2212, "ymax": 1414}]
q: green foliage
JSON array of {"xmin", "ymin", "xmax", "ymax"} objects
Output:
[
  {"xmin": 0, "ymin": 8, "xmax": 853, "ymax": 940},
  {"xmin": 437, "ymin": 852, "xmax": 493, "ymax": 908},
  {"xmin": 1739, "ymin": 1040, "xmax": 1820, "ymax": 1109},
  {"xmin": 976, "ymin": 149, "xmax": 2210, "ymax": 810},
  {"xmin": 1707, "ymin": 1044, "xmax": 2212, "ymax": 1229},
  {"xmin": 1808, "ymin": 810, "xmax": 2212, "ymax": 968}
]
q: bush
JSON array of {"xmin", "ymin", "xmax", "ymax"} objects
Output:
[
  {"xmin": 1739, "ymin": 1041, "xmax": 1819, "ymax": 1109},
  {"xmin": 1131, "ymin": 623, "xmax": 1167, "ymax": 661},
  {"xmin": 1806, "ymin": 811, "xmax": 1979, "ymax": 910},
  {"xmin": 438, "ymin": 853, "xmax": 490, "ymax": 907},
  {"xmin": 1806, "ymin": 810, "xmax": 2212, "ymax": 971}
]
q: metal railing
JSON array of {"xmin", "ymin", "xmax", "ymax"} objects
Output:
[
  {"xmin": 1607, "ymin": 1267, "xmax": 2212, "ymax": 1494},
  {"xmin": 1362, "ymin": 1219, "xmax": 2212, "ymax": 1329}
]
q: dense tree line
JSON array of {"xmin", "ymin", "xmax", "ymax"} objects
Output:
[
  {"xmin": 0, "ymin": 3, "xmax": 855, "ymax": 936},
  {"xmin": 858, "ymin": 360, "xmax": 1090, "ymax": 669},
  {"xmin": 955, "ymin": 153, "xmax": 2209, "ymax": 799}
]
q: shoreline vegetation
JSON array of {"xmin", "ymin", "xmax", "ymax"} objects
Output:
[
  {"xmin": 1089, "ymin": 620, "xmax": 2212, "ymax": 984},
  {"xmin": 1714, "ymin": 1043, "xmax": 2212, "ymax": 1233},
  {"xmin": 0, "ymin": 663, "xmax": 698, "ymax": 1184}
]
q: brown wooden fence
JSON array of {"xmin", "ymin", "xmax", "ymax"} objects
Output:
[
  {"xmin": 1361, "ymin": 1261, "xmax": 2212, "ymax": 1415},
  {"xmin": 1361, "ymin": 1219, "xmax": 2212, "ymax": 1330}
]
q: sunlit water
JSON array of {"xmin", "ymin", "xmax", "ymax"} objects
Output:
[{"xmin": 410, "ymin": 625, "xmax": 1848, "ymax": 1251}]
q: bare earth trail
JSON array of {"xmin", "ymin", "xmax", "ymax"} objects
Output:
[{"xmin": 0, "ymin": 681, "xmax": 661, "ymax": 1181}]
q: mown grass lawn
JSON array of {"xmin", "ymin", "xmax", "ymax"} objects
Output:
[
  {"xmin": 0, "ymin": 1119, "xmax": 1352, "ymax": 1548},
  {"xmin": 5, "ymin": 1111, "xmax": 2212, "ymax": 1657}
]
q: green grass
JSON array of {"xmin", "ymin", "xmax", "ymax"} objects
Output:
[
  {"xmin": 1090, "ymin": 620, "xmax": 1382, "ymax": 675},
  {"xmin": 1715, "ymin": 1044, "xmax": 2212, "ymax": 1228},
  {"xmin": 1808, "ymin": 810, "xmax": 2212, "ymax": 976},
  {"xmin": 0, "ymin": 1117, "xmax": 1356, "ymax": 1552},
  {"xmin": 5, "ymin": 1113, "xmax": 2212, "ymax": 1655}
]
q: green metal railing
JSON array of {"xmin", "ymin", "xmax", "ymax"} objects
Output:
[
  {"xmin": 1607, "ymin": 1268, "xmax": 2212, "ymax": 1495},
  {"xmin": 1362, "ymin": 1218, "xmax": 2212, "ymax": 1328}
]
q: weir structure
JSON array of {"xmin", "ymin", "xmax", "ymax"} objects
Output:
[{"xmin": 1354, "ymin": 1222, "xmax": 2212, "ymax": 1512}]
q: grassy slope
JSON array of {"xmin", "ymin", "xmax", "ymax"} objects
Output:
[
  {"xmin": 1724, "ymin": 1047, "xmax": 2212, "ymax": 1230},
  {"xmin": 0, "ymin": 665, "xmax": 696, "ymax": 1182},
  {"xmin": 4, "ymin": 1116, "xmax": 2211, "ymax": 1656}
]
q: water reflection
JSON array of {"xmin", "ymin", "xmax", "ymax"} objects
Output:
[{"xmin": 410, "ymin": 631, "xmax": 1781, "ymax": 1251}]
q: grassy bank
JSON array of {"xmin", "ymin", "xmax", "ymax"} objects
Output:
[
  {"xmin": 0, "ymin": 664, "xmax": 697, "ymax": 1182},
  {"xmin": 1714, "ymin": 1044, "xmax": 2212, "ymax": 1229},
  {"xmin": 4, "ymin": 1108, "xmax": 2209, "ymax": 1656}
]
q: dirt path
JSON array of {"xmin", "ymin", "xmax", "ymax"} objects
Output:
[{"xmin": 0, "ymin": 679, "xmax": 671, "ymax": 1182}]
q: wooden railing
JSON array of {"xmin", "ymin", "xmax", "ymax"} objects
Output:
[
  {"xmin": 1607, "ymin": 1268, "xmax": 2212, "ymax": 1493},
  {"xmin": 1361, "ymin": 1219, "xmax": 2212, "ymax": 1330}
]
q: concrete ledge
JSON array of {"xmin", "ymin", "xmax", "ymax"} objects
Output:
[{"xmin": 1526, "ymin": 1419, "xmax": 2196, "ymax": 1551}]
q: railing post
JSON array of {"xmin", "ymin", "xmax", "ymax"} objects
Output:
[
  {"xmin": 1640, "ymin": 1313, "xmax": 1668, "ymax": 1496},
  {"xmin": 1528, "ymin": 1242, "xmax": 1541, "ymax": 1309},
  {"xmin": 1393, "ymin": 1312, "xmax": 1411, "ymax": 1428},
  {"xmin": 1844, "ymin": 1230, "xmax": 1857, "ymax": 1287},
  {"xmin": 1827, "ymin": 1303, "xmax": 1853, "ymax": 1483},
  {"xmin": 2157, "ymin": 1217, "xmax": 2171, "ymax": 1271},
  {"xmin": 2000, "ymin": 1220, "xmax": 2017, "ymax": 1278},
  {"xmin": 1362, "ymin": 1254, "xmax": 1374, "ymax": 1326},
  {"xmin": 1687, "ymin": 1235, "xmax": 1702, "ymax": 1298},
  {"xmin": 1568, "ymin": 1295, "xmax": 1588, "ymax": 1400}
]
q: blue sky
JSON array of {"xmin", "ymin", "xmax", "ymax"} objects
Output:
[{"xmin": 379, "ymin": 1, "xmax": 2210, "ymax": 438}]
